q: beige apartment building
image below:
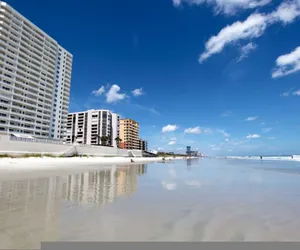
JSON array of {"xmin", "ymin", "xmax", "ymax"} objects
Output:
[{"xmin": 120, "ymin": 118, "xmax": 139, "ymax": 149}]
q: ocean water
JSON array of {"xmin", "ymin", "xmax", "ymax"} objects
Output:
[{"xmin": 1, "ymin": 158, "xmax": 300, "ymax": 248}]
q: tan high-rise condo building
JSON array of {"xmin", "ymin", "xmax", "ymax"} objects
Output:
[
  {"xmin": 0, "ymin": 1, "xmax": 72, "ymax": 140},
  {"xmin": 120, "ymin": 118, "xmax": 139, "ymax": 149}
]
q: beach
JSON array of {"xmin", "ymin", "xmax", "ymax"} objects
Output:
[
  {"xmin": 1, "ymin": 158, "xmax": 300, "ymax": 248},
  {"xmin": 0, "ymin": 156, "xmax": 182, "ymax": 170},
  {"xmin": 0, "ymin": 156, "xmax": 185, "ymax": 180}
]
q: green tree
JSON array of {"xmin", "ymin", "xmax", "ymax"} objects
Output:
[
  {"xmin": 115, "ymin": 137, "xmax": 122, "ymax": 148},
  {"xmin": 101, "ymin": 136, "xmax": 109, "ymax": 146}
]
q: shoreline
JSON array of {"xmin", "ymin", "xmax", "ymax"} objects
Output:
[
  {"xmin": 223, "ymin": 156, "xmax": 300, "ymax": 162},
  {"xmin": 0, "ymin": 157, "xmax": 199, "ymax": 180}
]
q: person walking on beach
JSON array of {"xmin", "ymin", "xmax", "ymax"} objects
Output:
[{"xmin": 260, "ymin": 156, "xmax": 263, "ymax": 160}]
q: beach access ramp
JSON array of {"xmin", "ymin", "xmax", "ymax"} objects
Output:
[
  {"xmin": 61, "ymin": 143, "xmax": 78, "ymax": 157},
  {"xmin": 128, "ymin": 150, "xmax": 136, "ymax": 157}
]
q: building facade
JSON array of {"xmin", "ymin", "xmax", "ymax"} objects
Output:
[
  {"xmin": 65, "ymin": 109, "xmax": 120, "ymax": 147},
  {"xmin": 139, "ymin": 139, "xmax": 148, "ymax": 151},
  {"xmin": 120, "ymin": 118, "xmax": 139, "ymax": 149},
  {"xmin": 0, "ymin": 1, "xmax": 72, "ymax": 139}
]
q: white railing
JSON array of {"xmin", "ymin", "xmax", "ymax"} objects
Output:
[{"xmin": 10, "ymin": 136, "xmax": 65, "ymax": 144}]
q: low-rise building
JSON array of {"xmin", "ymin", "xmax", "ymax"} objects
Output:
[{"xmin": 65, "ymin": 109, "xmax": 120, "ymax": 147}]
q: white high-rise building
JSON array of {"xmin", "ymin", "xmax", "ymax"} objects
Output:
[
  {"xmin": 66, "ymin": 109, "xmax": 120, "ymax": 147},
  {"xmin": 0, "ymin": 1, "xmax": 73, "ymax": 139}
]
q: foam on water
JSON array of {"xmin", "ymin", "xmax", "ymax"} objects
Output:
[{"xmin": 226, "ymin": 155, "xmax": 298, "ymax": 161}]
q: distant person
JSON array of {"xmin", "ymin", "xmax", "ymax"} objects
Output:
[
  {"xmin": 291, "ymin": 155, "xmax": 294, "ymax": 159},
  {"xmin": 131, "ymin": 159, "xmax": 134, "ymax": 163},
  {"xmin": 260, "ymin": 156, "xmax": 263, "ymax": 160}
]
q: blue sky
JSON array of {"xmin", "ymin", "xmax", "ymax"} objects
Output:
[{"xmin": 9, "ymin": 0, "xmax": 300, "ymax": 156}]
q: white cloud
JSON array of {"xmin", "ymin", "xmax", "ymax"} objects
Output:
[
  {"xmin": 293, "ymin": 90, "xmax": 300, "ymax": 95},
  {"xmin": 272, "ymin": 46, "xmax": 300, "ymax": 78},
  {"xmin": 271, "ymin": 1, "xmax": 300, "ymax": 24},
  {"xmin": 162, "ymin": 124, "xmax": 179, "ymax": 133},
  {"xmin": 261, "ymin": 122, "xmax": 266, "ymax": 125},
  {"xmin": 92, "ymin": 86, "xmax": 105, "ymax": 96},
  {"xmin": 245, "ymin": 116, "xmax": 258, "ymax": 121},
  {"xmin": 225, "ymin": 138, "xmax": 230, "ymax": 142},
  {"xmin": 237, "ymin": 42, "xmax": 257, "ymax": 61},
  {"xmin": 172, "ymin": 0, "xmax": 181, "ymax": 7},
  {"xmin": 172, "ymin": 0, "xmax": 271, "ymax": 15},
  {"xmin": 199, "ymin": 2, "xmax": 300, "ymax": 62},
  {"xmin": 168, "ymin": 140, "xmax": 177, "ymax": 145},
  {"xmin": 246, "ymin": 134, "xmax": 261, "ymax": 138},
  {"xmin": 217, "ymin": 129, "xmax": 230, "ymax": 137},
  {"xmin": 262, "ymin": 127, "xmax": 272, "ymax": 133},
  {"xmin": 184, "ymin": 126, "xmax": 201, "ymax": 134},
  {"xmin": 131, "ymin": 88, "xmax": 144, "ymax": 97},
  {"xmin": 199, "ymin": 13, "xmax": 269, "ymax": 62},
  {"xmin": 268, "ymin": 136, "xmax": 276, "ymax": 140},
  {"xmin": 106, "ymin": 85, "xmax": 127, "ymax": 103}
]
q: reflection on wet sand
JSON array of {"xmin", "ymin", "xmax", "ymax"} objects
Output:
[
  {"xmin": 0, "ymin": 164, "xmax": 147, "ymax": 249},
  {"xmin": 3, "ymin": 159, "xmax": 300, "ymax": 246},
  {"xmin": 62, "ymin": 164, "xmax": 146, "ymax": 206},
  {"xmin": 186, "ymin": 158, "xmax": 199, "ymax": 171}
]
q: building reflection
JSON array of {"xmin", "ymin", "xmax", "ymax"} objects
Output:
[
  {"xmin": 186, "ymin": 159, "xmax": 192, "ymax": 171},
  {"xmin": 186, "ymin": 158, "xmax": 199, "ymax": 171},
  {"xmin": 0, "ymin": 164, "xmax": 147, "ymax": 248},
  {"xmin": 0, "ymin": 176, "xmax": 63, "ymax": 248},
  {"xmin": 61, "ymin": 164, "xmax": 147, "ymax": 207}
]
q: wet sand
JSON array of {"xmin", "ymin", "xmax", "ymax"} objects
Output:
[{"xmin": 1, "ymin": 158, "xmax": 300, "ymax": 248}]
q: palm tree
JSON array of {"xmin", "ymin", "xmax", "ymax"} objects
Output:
[
  {"xmin": 101, "ymin": 136, "xmax": 109, "ymax": 146},
  {"xmin": 115, "ymin": 137, "xmax": 122, "ymax": 148}
]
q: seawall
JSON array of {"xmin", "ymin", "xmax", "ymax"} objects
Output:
[{"xmin": 0, "ymin": 133, "xmax": 143, "ymax": 157}]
